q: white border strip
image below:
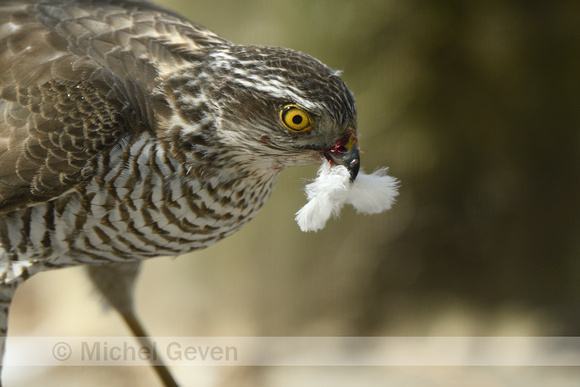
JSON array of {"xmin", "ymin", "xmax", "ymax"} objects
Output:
[{"xmin": 4, "ymin": 337, "xmax": 580, "ymax": 367}]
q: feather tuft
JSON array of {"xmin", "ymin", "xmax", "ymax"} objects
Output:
[{"xmin": 296, "ymin": 161, "xmax": 399, "ymax": 232}]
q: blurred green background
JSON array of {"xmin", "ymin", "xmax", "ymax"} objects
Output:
[{"xmin": 7, "ymin": 0, "xmax": 580, "ymax": 386}]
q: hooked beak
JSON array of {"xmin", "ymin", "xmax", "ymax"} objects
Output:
[{"xmin": 324, "ymin": 131, "xmax": 360, "ymax": 181}]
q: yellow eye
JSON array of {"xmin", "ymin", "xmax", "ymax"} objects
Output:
[{"xmin": 280, "ymin": 105, "xmax": 312, "ymax": 132}]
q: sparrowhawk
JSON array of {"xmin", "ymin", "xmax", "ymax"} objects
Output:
[{"xmin": 0, "ymin": 0, "xmax": 364, "ymax": 384}]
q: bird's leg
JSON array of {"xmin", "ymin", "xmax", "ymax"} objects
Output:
[
  {"xmin": 86, "ymin": 262, "xmax": 179, "ymax": 387},
  {"xmin": 0, "ymin": 282, "xmax": 18, "ymax": 387}
]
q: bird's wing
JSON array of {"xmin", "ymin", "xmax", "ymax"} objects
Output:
[{"xmin": 0, "ymin": 1, "xmax": 228, "ymax": 213}]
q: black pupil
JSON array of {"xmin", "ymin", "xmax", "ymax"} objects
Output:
[{"xmin": 292, "ymin": 114, "xmax": 303, "ymax": 125}]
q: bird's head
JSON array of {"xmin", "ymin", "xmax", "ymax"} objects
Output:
[{"xmin": 161, "ymin": 45, "xmax": 360, "ymax": 180}]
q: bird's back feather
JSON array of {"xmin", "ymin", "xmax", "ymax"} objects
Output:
[{"xmin": 0, "ymin": 0, "xmax": 228, "ymax": 212}]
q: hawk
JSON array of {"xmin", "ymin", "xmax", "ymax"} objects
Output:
[{"xmin": 0, "ymin": 0, "xmax": 362, "ymax": 384}]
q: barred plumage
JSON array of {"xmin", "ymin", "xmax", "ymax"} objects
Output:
[{"xmin": 0, "ymin": 0, "xmax": 360, "ymax": 385}]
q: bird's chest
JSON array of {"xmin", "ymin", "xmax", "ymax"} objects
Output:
[
  {"xmin": 2, "ymin": 138, "xmax": 279, "ymax": 269},
  {"xmin": 56, "ymin": 168, "xmax": 277, "ymax": 264}
]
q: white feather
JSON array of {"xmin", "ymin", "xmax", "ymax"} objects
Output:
[
  {"xmin": 345, "ymin": 168, "xmax": 399, "ymax": 214},
  {"xmin": 296, "ymin": 161, "xmax": 399, "ymax": 232}
]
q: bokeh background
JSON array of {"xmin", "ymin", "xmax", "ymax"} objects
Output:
[{"xmin": 5, "ymin": 0, "xmax": 580, "ymax": 386}]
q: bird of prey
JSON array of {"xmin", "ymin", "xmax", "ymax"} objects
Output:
[{"xmin": 0, "ymin": 0, "xmax": 361, "ymax": 384}]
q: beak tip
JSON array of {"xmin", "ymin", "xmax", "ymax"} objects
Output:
[
  {"xmin": 349, "ymin": 158, "xmax": 360, "ymax": 182},
  {"xmin": 324, "ymin": 143, "xmax": 360, "ymax": 182},
  {"xmin": 324, "ymin": 131, "xmax": 360, "ymax": 182}
]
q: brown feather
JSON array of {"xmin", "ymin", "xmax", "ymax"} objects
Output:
[{"xmin": 0, "ymin": 0, "xmax": 228, "ymax": 213}]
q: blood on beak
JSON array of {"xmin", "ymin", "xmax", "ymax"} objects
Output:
[{"xmin": 324, "ymin": 131, "xmax": 360, "ymax": 181}]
